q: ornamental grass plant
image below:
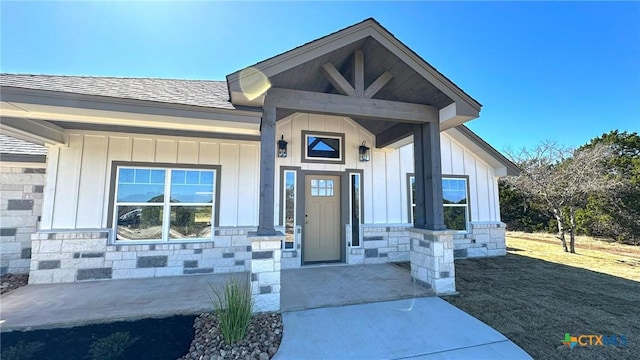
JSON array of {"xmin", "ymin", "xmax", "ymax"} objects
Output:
[{"xmin": 210, "ymin": 274, "xmax": 254, "ymax": 345}]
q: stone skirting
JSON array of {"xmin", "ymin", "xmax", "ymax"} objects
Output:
[
  {"xmin": 28, "ymin": 229, "xmax": 255, "ymax": 284},
  {"xmin": 280, "ymin": 249, "xmax": 299, "ymax": 269},
  {"xmin": 358, "ymin": 225, "xmax": 412, "ymax": 264},
  {"xmin": 0, "ymin": 163, "xmax": 46, "ymax": 274},
  {"xmin": 453, "ymin": 222, "xmax": 507, "ymax": 258},
  {"xmin": 281, "ymin": 224, "xmax": 414, "ymax": 267},
  {"xmin": 248, "ymin": 232, "xmax": 283, "ymax": 312},
  {"xmin": 409, "ymin": 228, "xmax": 456, "ymax": 295}
]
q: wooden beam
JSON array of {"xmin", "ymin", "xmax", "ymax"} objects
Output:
[
  {"xmin": 264, "ymin": 87, "xmax": 438, "ymax": 123},
  {"xmin": 413, "ymin": 125, "xmax": 426, "ymax": 230},
  {"xmin": 321, "ymin": 63, "xmax": 355, "ymax": 96},
  {"xmin": 364, "ymin": 71, "xmax": 393, "ymax": 98},
  {"xmin": 375, "ymin": 122, "xmax": 413, "ymax": 148},
  {"xmin": 257, "ymin": 106, "xmax": 277, "ymax": 236},
  {"xmin": 353, "ymin": 50, "xmax": 364, "ymax": 97},
  {"xmin": 413, "ymin": 123, "xmax": 446, "ymax": 230}
]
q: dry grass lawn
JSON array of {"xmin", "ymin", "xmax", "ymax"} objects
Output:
[{"xmin": 444, "ymin": 233, "xmax": 640, "ymax": 360}]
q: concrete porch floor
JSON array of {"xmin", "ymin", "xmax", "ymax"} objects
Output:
[
  {"xmin": 1, "ymin": 263, "xmax": 427, "ymax": 331},
  {"xmin": 0, "ymin": 273, "xmax": 237, "ymax": 331},
  {"xmin": 281, "ymin": 263, "xmax": 434, "ymax": 311}
]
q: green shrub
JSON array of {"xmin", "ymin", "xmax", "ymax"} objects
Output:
[
  {"xmin": 210, "ymin": 275, "xmax": 254, "ymax": 344},
  {"xmin": 87, "ymin": 331, "xmax": 139, "ymax": 360},
  {"xmin": 1, "ymin": 341, "xmax": 44, "ymax": 360}
]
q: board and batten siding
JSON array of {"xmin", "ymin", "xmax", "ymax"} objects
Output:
[
  {"xmin": 396, "ymin": 133, "xmax": 501, "ymax": 224},
  {"xmin": 375, "ymin": 135, "xmax": 501, "ymax": 224},
  {"xmin": 41, "ymin": 131, "xmax": 260, "ymax": 230},
  {"xmin": 275, "ymin": 113, "xmax": 376, "ymax": 224},
  {"xmin": 275, "ymin": 114, "xmax": 502, "ymax": 227},
  {"xmin": 41, "ymin": 118, "xmax": 501, "ymax": 231},
  {"xmin": 440, "ymin": 132, "xmax": 501, "ymax": 222}
]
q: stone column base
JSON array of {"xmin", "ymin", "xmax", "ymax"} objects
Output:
[
  {"xmin": 409, "ymin": 228, "xmax": 457, "ymax": 295},
  {"xmin": 248, "ymin": 232, "xmax": 283, "ymax": 312}
]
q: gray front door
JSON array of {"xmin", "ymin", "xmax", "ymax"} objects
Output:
[{"xmin": 304, "ymin": 175, "xmax": 341, "ymax": 262}]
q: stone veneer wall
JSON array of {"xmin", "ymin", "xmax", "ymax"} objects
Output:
[
  {"xmin": 0, "ymin": 164, "xmax": 46, "ymax": 274},
  {"xmin": 280, "ymin": 249, "xmax": 299, "ymax": 269},
  {"xmin": 278, "ymin": 221, "xmax": 506, "ymax": 269},
  {"xmin": 28, "ymin": 228, "xmax": 255, "ymax": 284},
  {"xmin": 282, "ymin": 224, "xmax": 416, "ymax": 267},
  {"xmin": 248, "ymin": 233, "xmax": 283, "ymax": 312},
  {"xmin": 409, "ymin": 228, "xmax": 456, "ymax": 294},
  {"xmin": 278, "ymin": 225, "xmax": 300, "ymax": 270},
  {"xmin": 358, "ymin": 225, "xmax": 412, "ymax": 264},
  {"xmin": 453, "ymin": 222, "xmax": 507, "ymax": 258}
]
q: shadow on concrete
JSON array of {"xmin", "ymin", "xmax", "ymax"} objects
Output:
[{"xmin": 280, "ymin": 263, "xmax": 434, "ymax": 312}]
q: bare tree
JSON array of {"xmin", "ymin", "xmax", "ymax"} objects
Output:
[{"xmin": 505, "ymin": 142, "xmax": 617, "ymax": 253}]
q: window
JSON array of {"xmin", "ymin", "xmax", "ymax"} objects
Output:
[
  {"xmin": 282, "ymin": 170, "xmax": 296, "ymax": 250},
  {"xmin": 350, "ymin": 172, "xmax": 362, "ymax": 247},
  {"xmin": 301, "ymin": 131, "xmax": 345, "ymax": 164},
  {"xmin": 113, "ymin": 165, "xmax": 217, "ymax": 242},
  {"xmin": 408, "ymin": 175, "xmax": 469, "ymax": 231},
  {"xmin": 310, "ymin": 179, "xmax": 334, "ymax": 197},
  {"xmin": 442, "ymin": 178, "xmax": 469, "ymax": 231}
]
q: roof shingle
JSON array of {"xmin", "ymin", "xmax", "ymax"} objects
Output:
[
  {"xmin": 0, "ymin": 74, "xmax": 234, "ymax": 109},
  {"xmin": 0, "ymin": 134, "xmax": 47, "ymax": 156}
]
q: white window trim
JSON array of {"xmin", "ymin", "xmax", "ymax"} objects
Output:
[
  {"xmin": 408, "ymin": 175, "xmax": 470, "ymax": 232},
  {"xmin": 113, "ymin": 166, "xmax": 216, "ymax": 244}
]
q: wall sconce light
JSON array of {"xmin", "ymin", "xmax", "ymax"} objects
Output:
[
  {"xmin": 359, "ymin": 141, "xmax": 370, "ymax": 162},
  {"xmin": 278, "ymin": 135, "xmax": 288, "ymax": 158}
]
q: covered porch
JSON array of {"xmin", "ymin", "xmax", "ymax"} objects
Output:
[{"xmin": 240, "ymin": 19, "xmax": 481, "ymax": 307}]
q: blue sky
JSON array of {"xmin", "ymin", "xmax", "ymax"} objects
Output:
[{"xmin": 1, "ymin": 1, "xmax": 638, "ymax": 152}]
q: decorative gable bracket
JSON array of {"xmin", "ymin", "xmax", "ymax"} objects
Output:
[{"xmin": 321, "ymin": 50, "xmax": 393, "ymax": 99}]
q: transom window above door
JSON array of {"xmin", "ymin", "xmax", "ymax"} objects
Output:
[{"xmin": 301, "ymin": 131, "xmax": 345, "ymax": 164}]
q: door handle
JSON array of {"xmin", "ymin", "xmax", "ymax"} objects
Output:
[{"xmin": 305, "ymin": 214, "xmax": 308, "ymax": 224}]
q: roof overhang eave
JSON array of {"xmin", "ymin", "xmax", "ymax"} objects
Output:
[
  {"xmin": 0, "ymin": 86, "xmax": 263, "ymax": 119},
  {"xmin": 447, "ymin": 125, "xmax": 520, "ymax": 177},
  {"xmin": 0, "ymin": 86, "xmax": 263, "ymax": 139}
]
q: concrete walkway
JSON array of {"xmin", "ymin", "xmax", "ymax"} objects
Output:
[{"xmin": 276, "ymin": 297, "xmax": 532, "ymax": 359}]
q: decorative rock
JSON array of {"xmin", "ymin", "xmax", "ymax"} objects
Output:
[
  {"xmin": 178, "ymin": 312, "xmax": 283, "ymax": 360},
  {"xmin": 268, "ymin": 347, "xmax": 278, "ymax": 356}
]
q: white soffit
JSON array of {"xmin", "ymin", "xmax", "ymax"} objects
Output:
[{"xmin": 0, "ymin": 101, "xmax": 261, "ymax": 136}]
